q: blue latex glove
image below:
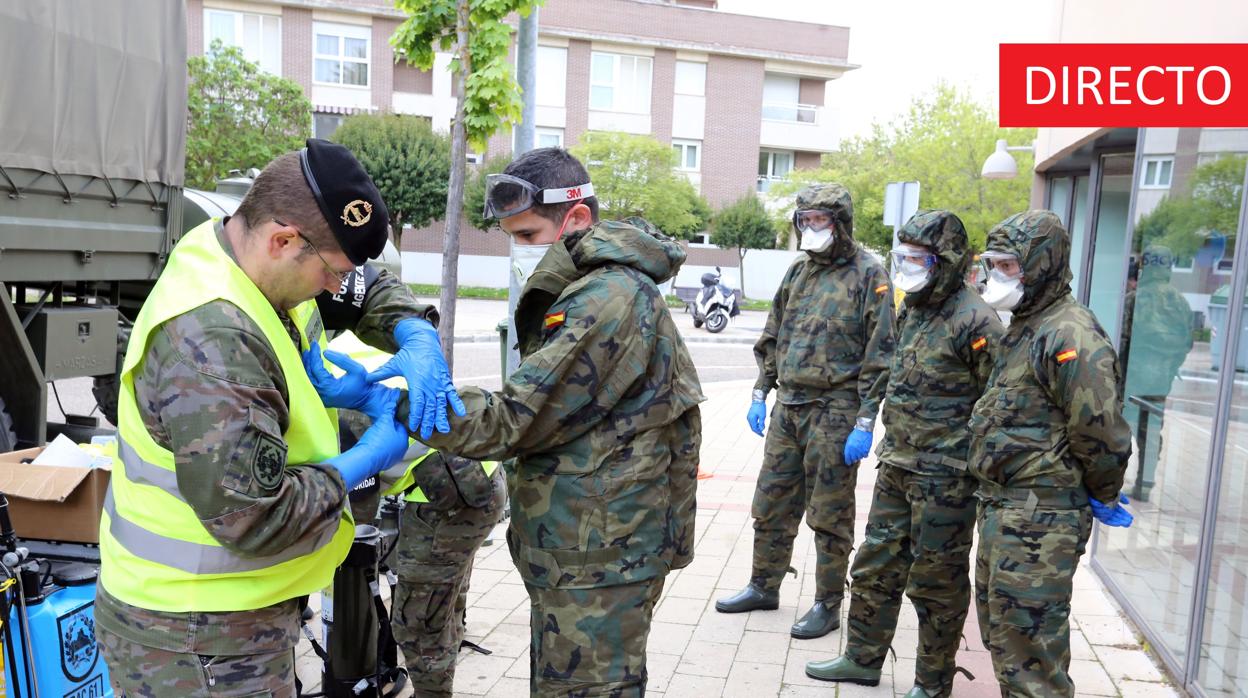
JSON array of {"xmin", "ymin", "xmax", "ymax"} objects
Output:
[
  {"xmin": 303, "ymin": 341, "xmax": 368, "ymax": 410},
  {"xmin": 367, "ymin": 318, "xmax": 466, "ymax": 439},
  {"xmin": 747, "ymin": 401, "xmax": 767, "ymax": 436},
  {"xmin": 326, "ymin": 389, "xmax": 409, "ymax": 489},
  {"xmin": 1089, "ymin": 493, "xmax": 1134, "ymax": 527},
  {"xmin": 843, "ymin": 428, "xmax": 873, "ymax": 464}
]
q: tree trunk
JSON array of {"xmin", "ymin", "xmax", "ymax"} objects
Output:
[{"xmin": 439, "ymin": 0, "xmax": 471, "ymax": 373}]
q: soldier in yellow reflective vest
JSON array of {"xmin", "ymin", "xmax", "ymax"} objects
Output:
[
  {"xmin": 96, "ymin": 141, "xmax": 459, "ymax": 697},
  {"xmin": 326, "ymin": 334, "xmax": 505, "ymax": 698}
]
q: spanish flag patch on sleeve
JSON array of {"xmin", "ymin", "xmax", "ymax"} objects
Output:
[
  {"xmin": 875, "ymin": 283, "xmax": 889, "ymax": 294},
  {"xmin": 1056, "ymin": 348, "xmax": 1078, "ymax": 364},
  {"xmin": 971, "ymin": 337, "xmax": 987, "ymax": 351},
  {"xmin": 544, "ymin": 311, "xmax": 566, "ymax": 330}
]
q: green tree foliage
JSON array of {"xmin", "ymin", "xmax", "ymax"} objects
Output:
[
  {"xmin": 712, "ymin": 195, "xmax": 776, "ymax": 298},
  {"xmin": 1136, "ymin": 154, "xmax": 1247, "ymax": 258},
  {"xmin": 779, "ymin": 83, "xmax": 1035, "ymax": 253},
  {"xmin": 391, "ymin": 0, "xmax": 538, "ymax": 151},
  {"xmin": 332, "ymin": 113, "xmax": 451, "ymax": 246},
  {"xmin": 391, "ymin": 0, "xmax": 541, "ymax": 367},
  {"xmin": 464, "ymin": 154, "xmax": 513, "ymax": 231},
  {"xmin": 186, "ymin": 41, "xmax": 311, "ymax": 190},
  {"xmin": 570, "ymin": 131, "xmax": 711, "ymax": 239}
]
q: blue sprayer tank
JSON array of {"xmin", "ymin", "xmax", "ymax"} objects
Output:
[{"xmin": 3, "ymin": 561, "xmax": 112, "ymax": 698}]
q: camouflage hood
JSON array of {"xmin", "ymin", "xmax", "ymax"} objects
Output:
[
  {"xmin": 566, "ymin": 216, "xmax": 686, "ymax": 284},
  {"xmin": 796, "ymin": 183, "xmax": 857, "ymax": 265},
  {"xmin": 897, "ymin": 209, "xmax": 971, "ymax": 307},
  {"xmin": 984, "ymin": 210, "xmax": 1072, "ymax": 318},
  {"xmin": 1139, "ymin": 244, "xmax": 1175, "ymax": 286}
]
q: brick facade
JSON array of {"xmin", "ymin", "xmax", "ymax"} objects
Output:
[
  {"xmin": 799, "ymin": 78, "xmax": 825, "ymax": 107},
  {"xmin": 702, "ymin": 54, "xmax": 766, "ymax": 208},
  {"xmin": 187, "ymin": 0, "xmax": 204, "ymax": 57},
  {"xmin": 394, "ymin": 62, "xmax": 432, "ymax": 94},
  {"xmin": 371, "ymin": 18, "xmax": 398, "ymax": 110},
  {"xmin": 795, "ymin": 150, "xmax": 822, "ymax": 171},
  {"xmin": 402, "ymin": 217, "xmax": 509, "ymax": 257},
  {"xmin": 282, "ymin": 6, "xmax": 313, "ymax": 94},
  {"xmin": 563, "ymin": 39, "xmax": 592, "ymax": 148},
  {"xmin": 650, "ymin": 49, "xmax": 677, "ymax": 145}
]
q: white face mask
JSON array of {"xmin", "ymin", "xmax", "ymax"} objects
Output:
[
  {"xmin": 893, "ymin": 263, "xmax": 931, "ymax": 293},
  {"xmin": 982, "ymin": 269, "xmax": 1024, "ymax": 310},
  {"xmin": 800, "ymin": 226, "xmax": 834, "ymax": 252},
  {"xmin": 511, "ymin": 243, "xmax": 553, "ymax": 285}
]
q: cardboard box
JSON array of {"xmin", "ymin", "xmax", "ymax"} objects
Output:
[{"xmin": 0, "ymin": 447, "xmax": 111, "ymax": 544}]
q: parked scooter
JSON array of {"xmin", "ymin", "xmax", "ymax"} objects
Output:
[{"xmin": 691, "ymin": 267, "xmax": 740, "ymax": 334}]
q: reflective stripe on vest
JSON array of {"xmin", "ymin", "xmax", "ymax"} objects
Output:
[{"xmin": 98, "ymin": 220, "xmax": 355, "ymax": 613}]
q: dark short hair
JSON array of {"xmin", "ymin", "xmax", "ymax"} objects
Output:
[
  {"xmin": 502, "ymin": 147, "xmax": 599, "ymax": 224},
  {"xmin": 234, "ymin": 152, "xmax": 337, "ymax": 254}
]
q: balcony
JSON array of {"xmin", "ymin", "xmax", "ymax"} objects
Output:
[
  {"xmin": 756, "ymin": 175, "xmax": 787, "ymax": 193},
  {"xmin": 759, "ymin": 101, "xmax": 838, "ymax": 153}
]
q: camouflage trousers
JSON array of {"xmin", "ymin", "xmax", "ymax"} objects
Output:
[
  {"xmin": 526, "ymin": 578, "xmax": 665, "ymax": 697},
  {"xmin": 843, "ymin": 464, "xmax": 977, "ymax": 697},
  {"xmin": 750, "ymin": 402, "xmax": 858, "ymax": 600},
  {"xmin": 98, "ymin": 626, "xmax": 296, "ymax": 697},
  {"xmin": 975, "ymin": 497, "xmax": 1092, "ymax": 697},
  {"xmin": 391, "ymin": 468, "xmax": 507, "ymax": 697}
]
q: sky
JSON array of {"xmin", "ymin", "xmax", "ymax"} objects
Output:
[{"xmin": 715, "ymin": 0, "xmax": 1056, "ymax": 139}]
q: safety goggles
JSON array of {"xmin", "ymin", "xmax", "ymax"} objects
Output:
[
  {"xmin": 890, "ymin": 244, "xmax": 937, "ymax": 270},
  {"xmin": 792, "ymin": 209, "xmax": 837, "ymax": 233},
  {"xmin": 979, "ymin": 250, "xmax": 1023, "ymax": 279},
  {"xmin": 483, "ymin": 173, "xmax": 595, "ymax": 220}
]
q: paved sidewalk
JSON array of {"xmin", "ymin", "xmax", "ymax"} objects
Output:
[{"xmin": 295, "ymin": 380, "xmax": 1182, "ymax": 697}]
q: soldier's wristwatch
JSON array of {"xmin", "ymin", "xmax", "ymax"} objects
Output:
[
  {"xmin": 855, "ymin": 417, "xmax": 874, "ymax": 432},
  {"xmin": 751, "ymin": 389, "xmax": 767, "ymax": 402}
]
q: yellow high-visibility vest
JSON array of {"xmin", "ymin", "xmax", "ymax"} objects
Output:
[{"xmin": 98, "ymin": 221, "xmax": 355, "ymax": 613}]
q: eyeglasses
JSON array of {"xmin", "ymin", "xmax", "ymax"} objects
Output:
[{"xmin": 274, "ymin": 219, "xmax": 353, "ymax": 283}]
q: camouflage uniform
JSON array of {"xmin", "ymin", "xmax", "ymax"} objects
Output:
[
  {"xmin": 422, "ymin": 218, "xmax": 704, "ymax": 697},
  {"xmin": 97, "ymin": 221, "xmax": 433, "ymax": 697},
  {"xmin": 1120, "ymin": 245, "xmax": 1192, "ymax": 501},
  {"xmin": 390, "ymin": 450, "xmax": 506, "ymax": 698},
  {"xmin": 749, "ymin": 185, "xmax": 895, "ymax": 602},
  {"xmin": 968, "ymin": 211, "xmax": 1132, "ymax": 697},
  {"xmin": 842, "ymin": 211, "xmax": 1003, "ymax": 697}
]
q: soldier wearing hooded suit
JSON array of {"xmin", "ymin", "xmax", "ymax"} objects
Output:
[
  {"xmin": 805, "ymin": 210, "xmax": 1002, "ymax": 696},
  {"xmin": 969, "ymin": 210, "xmax": 1133, "ymax": 697},
  {"xmin": 716, "ymin": 183, "xmax": 895, "ymax": 641}
]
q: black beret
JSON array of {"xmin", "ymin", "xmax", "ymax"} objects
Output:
[{"xmin": 299, "ymin": 138, "xmax": 389, "ymax": 265}]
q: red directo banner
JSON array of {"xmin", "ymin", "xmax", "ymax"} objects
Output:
[{"xmin": 999, "ymin": 43, "xmax": 1248, "ymax": 127}]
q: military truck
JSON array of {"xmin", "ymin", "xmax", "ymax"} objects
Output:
[{"xmin": 0, "ymin": 1, "xmax": 399, "ymax": 452}]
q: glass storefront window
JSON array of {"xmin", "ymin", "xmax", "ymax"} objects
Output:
[{"xmin": 1091, "ymin": 126, "xmax": 1248, "ymax": 692}]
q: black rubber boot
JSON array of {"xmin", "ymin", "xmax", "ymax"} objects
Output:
[
  {"xmin": 714, "ymin": 585, "xmax": 780, "ymax": 613},
  {"xmin": 790, "ymin": 599, "xmax": 840, "ymax": 639}
]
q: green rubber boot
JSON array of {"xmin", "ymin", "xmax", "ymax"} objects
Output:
[
  {"xmin": 804, "ymin": 655, "xmax": 881, "ymax": 686},
  {"xmin": 903, "ymin": 686, "xmax": 934, "ymax": 698}
]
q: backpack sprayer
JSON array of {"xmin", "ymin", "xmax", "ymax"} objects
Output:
[{"xmin": 0, "ymin": 493, "xmax": 112, "ymax": 698}]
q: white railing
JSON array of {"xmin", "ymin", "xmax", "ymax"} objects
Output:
[
  {"xmin": 761, "ymin": 101, "xmax": 818, "ymax": 124},
  {"xmin": 757, "ymin": 175, "xmax": 788, "ymax": 193}
]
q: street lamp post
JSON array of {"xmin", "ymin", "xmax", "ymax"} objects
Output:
[{"xmin": 981, "ymin": 139, "xmax": 1035, "ymax": 180}]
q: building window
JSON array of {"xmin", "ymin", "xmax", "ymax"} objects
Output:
[
  {"xmin": 762, "ymin": 73, "xmax": 816, "ymax": 123},
  {"xmin": 537, "ymin": 127, "xmax": 564, "ymax": 148},
  {"xmin": 204, "ymin": 8, "xmax": 281, "ymax": 74},
  {"xmin": 313, "ymin": 113, "xmax": 344, "ymax": 139},
  {"xmin": 672, "ymin": 139, "xmax": 701, "ymax": 171},
  {"xmin": 757, "ymin": 150, "xmax": 794, "ymax": 192},
  {"xmin": 589, "ymin": 52, "xmax": 652, "ymax": 114},
  {"xmin": 690, "ymin": 232, "xmax": 711, "ymax": 245},
  {"xmin": 314, "ymin": 22, "xmax": 370, "ymax": 87},
  {"xmin": 1141, "ymin": 156, "xmax": 1174, "ymax": 189},
  {"xmin": 536, "ymin": 46, "xmax": 567, "ymax": 107},
  {"xmin": 674, "ymin": 61, "xmax": 706, "ymax": 97}
]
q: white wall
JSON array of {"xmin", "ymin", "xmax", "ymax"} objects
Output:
[
  {"xmin": 404, "ymin": 247, "xmax": 806, "ymax": 299},
  {"xmin": 402, "ymin": 252, "xmax": 511, "ymax": 288}
]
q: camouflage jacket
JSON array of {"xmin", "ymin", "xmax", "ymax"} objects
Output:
[
  {"xmin": 97, "ymin": 220, "xmax": 434, "ymax": 654},
  {"xmin": 423, "ymin": 218, "xmax": 705, "ymax": 590},
  {"xmin": 967, "ymin": 211, "xmax": 1132, "ymax": 505},
  {"xmin": 754, "ymin": 243, "xmax": 895, "ymax": 419},
  {"xmin": 878, "ymin": 211, "xmax": 1003, "ymax": 476}
]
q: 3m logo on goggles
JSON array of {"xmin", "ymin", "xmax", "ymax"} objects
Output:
[{"xmin": 483, "ymin": 173, "xmax": 595, "ymax": 220}]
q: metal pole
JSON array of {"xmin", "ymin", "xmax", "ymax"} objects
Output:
[
  {"xmin": 514, "ymin": 7, "xmax": 538, "ymax": 156},
  {"xmin": 505, "ymin": 7, "xmax": 539, "ymax": 379}
]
